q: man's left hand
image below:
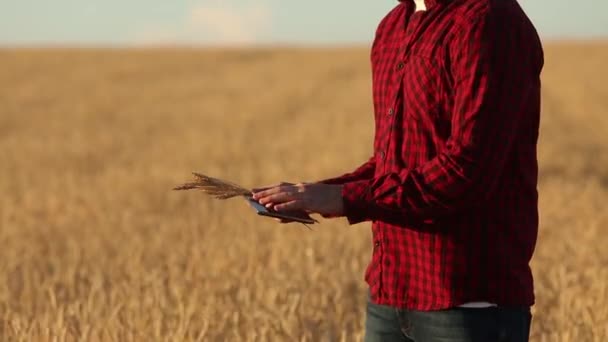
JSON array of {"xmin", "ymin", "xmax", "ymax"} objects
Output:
[{"xmin": 252, "ymin": 183, "xmax": 344, "ymax": 217}]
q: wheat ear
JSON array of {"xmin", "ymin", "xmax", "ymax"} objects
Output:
[{"xmin": 173, "ymin": 172, "xmax": 252, "ymax": 200}]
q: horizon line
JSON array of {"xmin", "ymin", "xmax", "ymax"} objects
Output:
[{"xmin": 2, "ymin": 36, "xmax": 608, "ymax": 50}]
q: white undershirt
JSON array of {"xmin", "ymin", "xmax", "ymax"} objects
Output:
[
  {"xmin": 414, "ymin": 0, "xmax": 427, "ymax": 11},
  {"xmin": 411, "ymin": 0, "xmax": 497, "ymax": 309}
]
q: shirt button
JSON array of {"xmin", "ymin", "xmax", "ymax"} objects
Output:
[
  {"xmin": 380, "ymin": 152, "xmax": 385, "ymax": 160},
  {"xmin": 374, "ymin": 241, "xmax": 381, "ymax": 248},
  {"xmin": 396, "ymin": 62, "xmax": 405, "ymax": 70},
  {"xmin": 388, "ymin": 108, "xmax": 394, "ymax": 116}
]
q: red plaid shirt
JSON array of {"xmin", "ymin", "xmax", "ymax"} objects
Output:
[{"xmin": 321, "ymin": 0, "xmax": 543, "ymax": 310}]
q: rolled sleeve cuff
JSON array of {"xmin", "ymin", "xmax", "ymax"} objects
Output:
[{"xmin": 341, "ymin": 180, "xmax": 374, "ymax": 225}]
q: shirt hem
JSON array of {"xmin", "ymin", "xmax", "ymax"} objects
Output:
[{"xmin": 369, "ymin": 296, "xmax": 535, "ymax": 311}]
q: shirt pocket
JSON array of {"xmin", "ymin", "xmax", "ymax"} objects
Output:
[{"xmin": 401, "ymin": 53, "xmax": 444, "ymax": 125}]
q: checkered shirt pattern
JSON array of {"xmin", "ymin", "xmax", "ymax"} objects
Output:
[{"xmin": 321, "ymin": 0, "xmax": 544, "ymax": 310}]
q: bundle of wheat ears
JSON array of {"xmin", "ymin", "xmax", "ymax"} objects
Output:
[
  {"xmin": 173, "ymin": 172, "xmax": 253, "ymax": 199},
  {"xmin": 173, "ymin": 172, "xmax": 317, "ymax": 228}
]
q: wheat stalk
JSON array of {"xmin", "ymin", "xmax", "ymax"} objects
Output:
[{"xmin": 173, "ymin": 172, "xmax": 252, "ymax": 199}]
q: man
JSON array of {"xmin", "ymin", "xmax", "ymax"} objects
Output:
[{"xmin": 253, "ymin": 0, "xmax": 543, "ymax": 340}]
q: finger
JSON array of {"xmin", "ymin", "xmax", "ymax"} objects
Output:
[
  {"xmin": 255, "ymin": 185, "xmax": 299, "ymax": 202},
  {"xmin": 252, "ymin": 187, "xmax": 281, "ymax": 200},
  {"xmin": 274, "ymin": 200, "xmax": 304, "ymax": 212},
  {"xmin": 259, "ymin": 191, "xmax": 298, "ymax": 206},
  {"xmin": 253, "ymin": 185, "xmax": 293, "ymax": 200}
]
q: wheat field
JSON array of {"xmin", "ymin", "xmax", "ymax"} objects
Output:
[{"xmin": 0, "ymin": 43, "xmax": 607, "ymax": 341}]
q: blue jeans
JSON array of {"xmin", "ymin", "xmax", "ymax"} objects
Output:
[{"xmin": 364, "ymin": 297, "xmax": 532, "ymax": 342}]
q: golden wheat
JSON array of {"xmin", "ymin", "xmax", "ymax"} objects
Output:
[
  {"xmin": 0, "ymin": 44, "xmax": 607, "ymax": 341},
  {"xmin": 173, "ymin": 173, "xmax": 252, "ymax": 199}
]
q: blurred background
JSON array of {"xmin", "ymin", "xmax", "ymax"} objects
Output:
[
  {"xmin": 1, "ymin": 1, "xmax": 607, "ymax": 341},
  {"xmin": 2, "ymin": 0, "xmax": 608, "ymax": 46}
]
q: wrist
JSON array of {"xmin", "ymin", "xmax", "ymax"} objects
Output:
[{"xmin": 320, "ymin": 184, "xmax": 345, "ymax": 218}]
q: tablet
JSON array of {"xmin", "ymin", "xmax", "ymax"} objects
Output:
[{"xmin": 246, "ymin": 198, "xmax": 317, "ymax": 224}]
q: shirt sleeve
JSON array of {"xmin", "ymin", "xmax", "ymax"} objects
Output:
[
  {"xmin": 317, "ymin": 156, "xmax": 376, "ymax": 185},
  {"xmin": 341, "ymin": 9, "xmax": 543, "ymax": 225}
]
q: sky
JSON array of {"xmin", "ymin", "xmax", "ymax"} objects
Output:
[{"xmin": 1, "ymin": 0, "xmax": 606, "ymax": 46}]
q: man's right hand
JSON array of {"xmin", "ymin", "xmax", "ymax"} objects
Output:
[{"xmin": 252, "ymin": 182, "xmax": 298, "ymax": 224}]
